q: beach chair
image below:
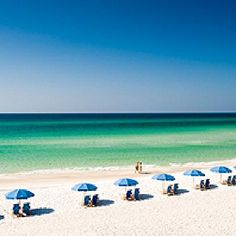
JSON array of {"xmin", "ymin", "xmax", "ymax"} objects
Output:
[
  {"xmin": 23, "ymin": 202, "xmax": 31, "ymax": 216},
  {"xmin": 90, "ymin": 194, "xmax": 99, "ymax": 207},
  {"xmin": 227, "ymin": 176, "xmax": 232, "ymax": 186},
  {"xmin": 173, "ymin": 183, "xmax": 179, "ymax": 194},
  {"xmin": 134, "ymin": 188, "xmax": 140, "ymax": 200},
  {"xmin": 167, "ymin": 185, "xmax": 174, "ymax": 196},
  {"xmin": 222, "ymin": 176, "xmax": 231, "ymax": 185},
  {"xmin": 195, "ymin": 180, "xmax": 203, "ymax": 190},
  {"xmin": 205, "ymin": 179, "xmax": 210, "ymax": 189},
  {"xmin": 126, "ymin": 190, "xmax": 133, "ymax": 200},
  {"xmin": 83, "ymin": 195, "xmax": 90, "ymax": 206},
  {"xmin": 200, "ymin": 180, "xmax": 205, "ymax": 191},
  {"xmin": 12, "ymin": 203, "xmax": 20, "ymax": 217},
  {"xmin": 232, "ymin": 175, "xmax": 236, "ymax": 185}
]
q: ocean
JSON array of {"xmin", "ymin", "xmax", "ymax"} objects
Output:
[{"xmin": 0, "ymin": 113, "xmax": 236, "ymax": 173}]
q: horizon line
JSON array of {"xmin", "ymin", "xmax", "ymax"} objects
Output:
[{"xmin": 0, "ymin": 111, "xmax": 236, "ymax": 114}]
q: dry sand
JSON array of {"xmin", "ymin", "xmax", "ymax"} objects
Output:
[{"xmin": 0, "ymin": 159, "xmax": 236, "ymax": 236}]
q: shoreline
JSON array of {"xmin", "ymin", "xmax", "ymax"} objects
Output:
[{"xmin": 0, "ymin": 158, "xmax": 235, "ymax": 189}]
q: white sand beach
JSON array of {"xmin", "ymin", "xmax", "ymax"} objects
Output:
[{"xmin": 0, "ymin": 159, "xmax": 236, "ymax": 236}]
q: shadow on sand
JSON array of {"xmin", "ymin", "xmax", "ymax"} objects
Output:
[
  {"xmin": 0, "ymin": 215, "xmax": 4, "ymax": 221},
  {"xmin": 139, "ymin": 193, "xmax": 154, "ymax": 200},
  {"xmin": 176, "ymin": 189, "xmax": 189, "ymax": 195},
  {"xmin": 98, "ymin": 199, "xmax": 115, "ymax": 207},
  {"xmin": 209, "ymin": 184, "xmax": 218, "ymax": 190},
  {"xmin": 30, "ymin": 208, "xmax": 54, "ymax": 216},
  {"xmin": 140, "ymin": 172, "xmax": 152, "ymax": 175}
]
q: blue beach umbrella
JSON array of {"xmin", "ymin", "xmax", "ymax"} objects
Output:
[
  {"xmin": 211, "ymin": 166, "xmax": 232, "ymax": 173},
  {"xmin": 5, "ymin": 189, "xmax": 35, "ymax": 200},
  {"xmin": 114, "ymin": 178, "xmax": 138, "ymax": 195},
  {"xmin": 5, "ymin": 189, "xmax": 35, "ymax": 206},
  {"xmin": 210, "ymin": 166, "xmax": 232, "ymax": 182},
  {"xmin": 152, "ymin": 173, "xmax": 175, "ymax": 181},
  {"xmin": 184, "ymin": 169, "xmax": 205, "ymax": 177},
  {"xmin": 72, "ymin": 183, "xmax": 97, "ymax": 192},
  {"xmin": 152, "ymin": 173, "xmax": 175, "ymax": 192},
  {"xmin": 114, "ymin": 178, "xmax": 138, "ymax": 187},
  {"xmin": 184, "ymin": 169, "xmax": 205, "ymax": 186}
]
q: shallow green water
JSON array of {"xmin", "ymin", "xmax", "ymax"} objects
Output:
[{"xmin": 0, "ymin": 113, "xmax": 236, "ymax": 173}]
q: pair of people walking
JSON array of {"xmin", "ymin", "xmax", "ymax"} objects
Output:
[{"xmin": 135, "ymin": 161, "xmax": 143, "ymax": 174}]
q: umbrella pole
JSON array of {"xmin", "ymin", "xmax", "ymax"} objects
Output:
[
  {"xmin": 124, "ymin": 187, "xmax": 127, "ymax": 200},
  {"xmin": 19, "ymin": 199, "xmax": 22, "ymax": 216},
  {"xmin": 192, "ymin": 177, "xmax": 195, "ymax": 187},
  {"xmin": 220, "ymin": 173, "xmax": 222, "ymax": 183},
  {"xmin": 162, "ymin": 182, "xmax": 165, "ymax": 193}
]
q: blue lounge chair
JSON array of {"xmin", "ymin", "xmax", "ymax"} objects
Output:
[
  {"xmin": 227, "ymin": 176, "xmax": 232, "ymax": 186},
  {"xmin": 205, "ymin": 179, "xmax": 210, "ymax": 189},
  {"xmin": 23, "ymin": 202, "xmax": 31, "ymax": 216},
  {"xmin": 126, "ymin": 190, "xmax": 133, "ymax": 200},
  {"xmin": 83, "ymin": 195, "xmax": 90, "ymax": 206},
  {"xmin": 232, "ymin": 175, "xmax": 236, "ymax": 185},
  {"xmin": 91, "ymin": 194, "xmax": 99, "ymax": 206},
  {"xmin": 167, "ymin": 185, "xmax": 174, "ymax": 195},
  {"xmin": 12, "ymin": 203, "xmax": 20, "ymax": 216},
  {"xmin": 200, "ymin": 180, "xmax": 205, "ymax": 190},
  {"xmin": 134, "ymin": 188, "xmax": 140, "ymax": 200},
  {"xmin": 173, "ymin": 183, "xmax": 179, "ymax": 194}
]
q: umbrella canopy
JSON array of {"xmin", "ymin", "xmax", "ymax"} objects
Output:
[
  {"xmin": 5, "ymin": 189, "xmax": 35, "ymax": 200},
  {"xmin": 210, "ymin": 166, "xmax": 232, "ymax": 183},
  {"xmin": 184, "ymin": 169, "xmax": 205, "ymax": 177},
  {"xmin": 114, "ymin": 178, "xmax": 138, "ymax": 187},
  {"xmin": 184, "ymin": 169, "xmax": 205, "ymax": 187},
  {"xmin": 152, "ymin": 173, "xmax": 175, "ymax": 181},
  {"xmin": 72, "ymin": 183, "xmax": 97, "ymax": 192},
  {"xmin": 210, "ymin": 166, "xmax": 232, "ymax": 174},
  {"xmin": 152, "ymin": 173, "xmax": 175, "ymax": 193}
]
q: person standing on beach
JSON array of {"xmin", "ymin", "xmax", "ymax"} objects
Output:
[
  {"xmin": 139, "ymin": 162, "xmax": 143, "ymax": 173},
  {"xmin": 135, "ymin": 161, "xmax": 139, "ymax": 173}
]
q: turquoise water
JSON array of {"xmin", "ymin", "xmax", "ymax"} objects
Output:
[{"xmin": 0, "ymin": 113, "xmax": 236, "ymax": 173}]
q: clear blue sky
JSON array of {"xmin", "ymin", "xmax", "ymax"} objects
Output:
[{"xmin": 0, "ymin": 0, "xmax": 235, "ymax": 112}]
